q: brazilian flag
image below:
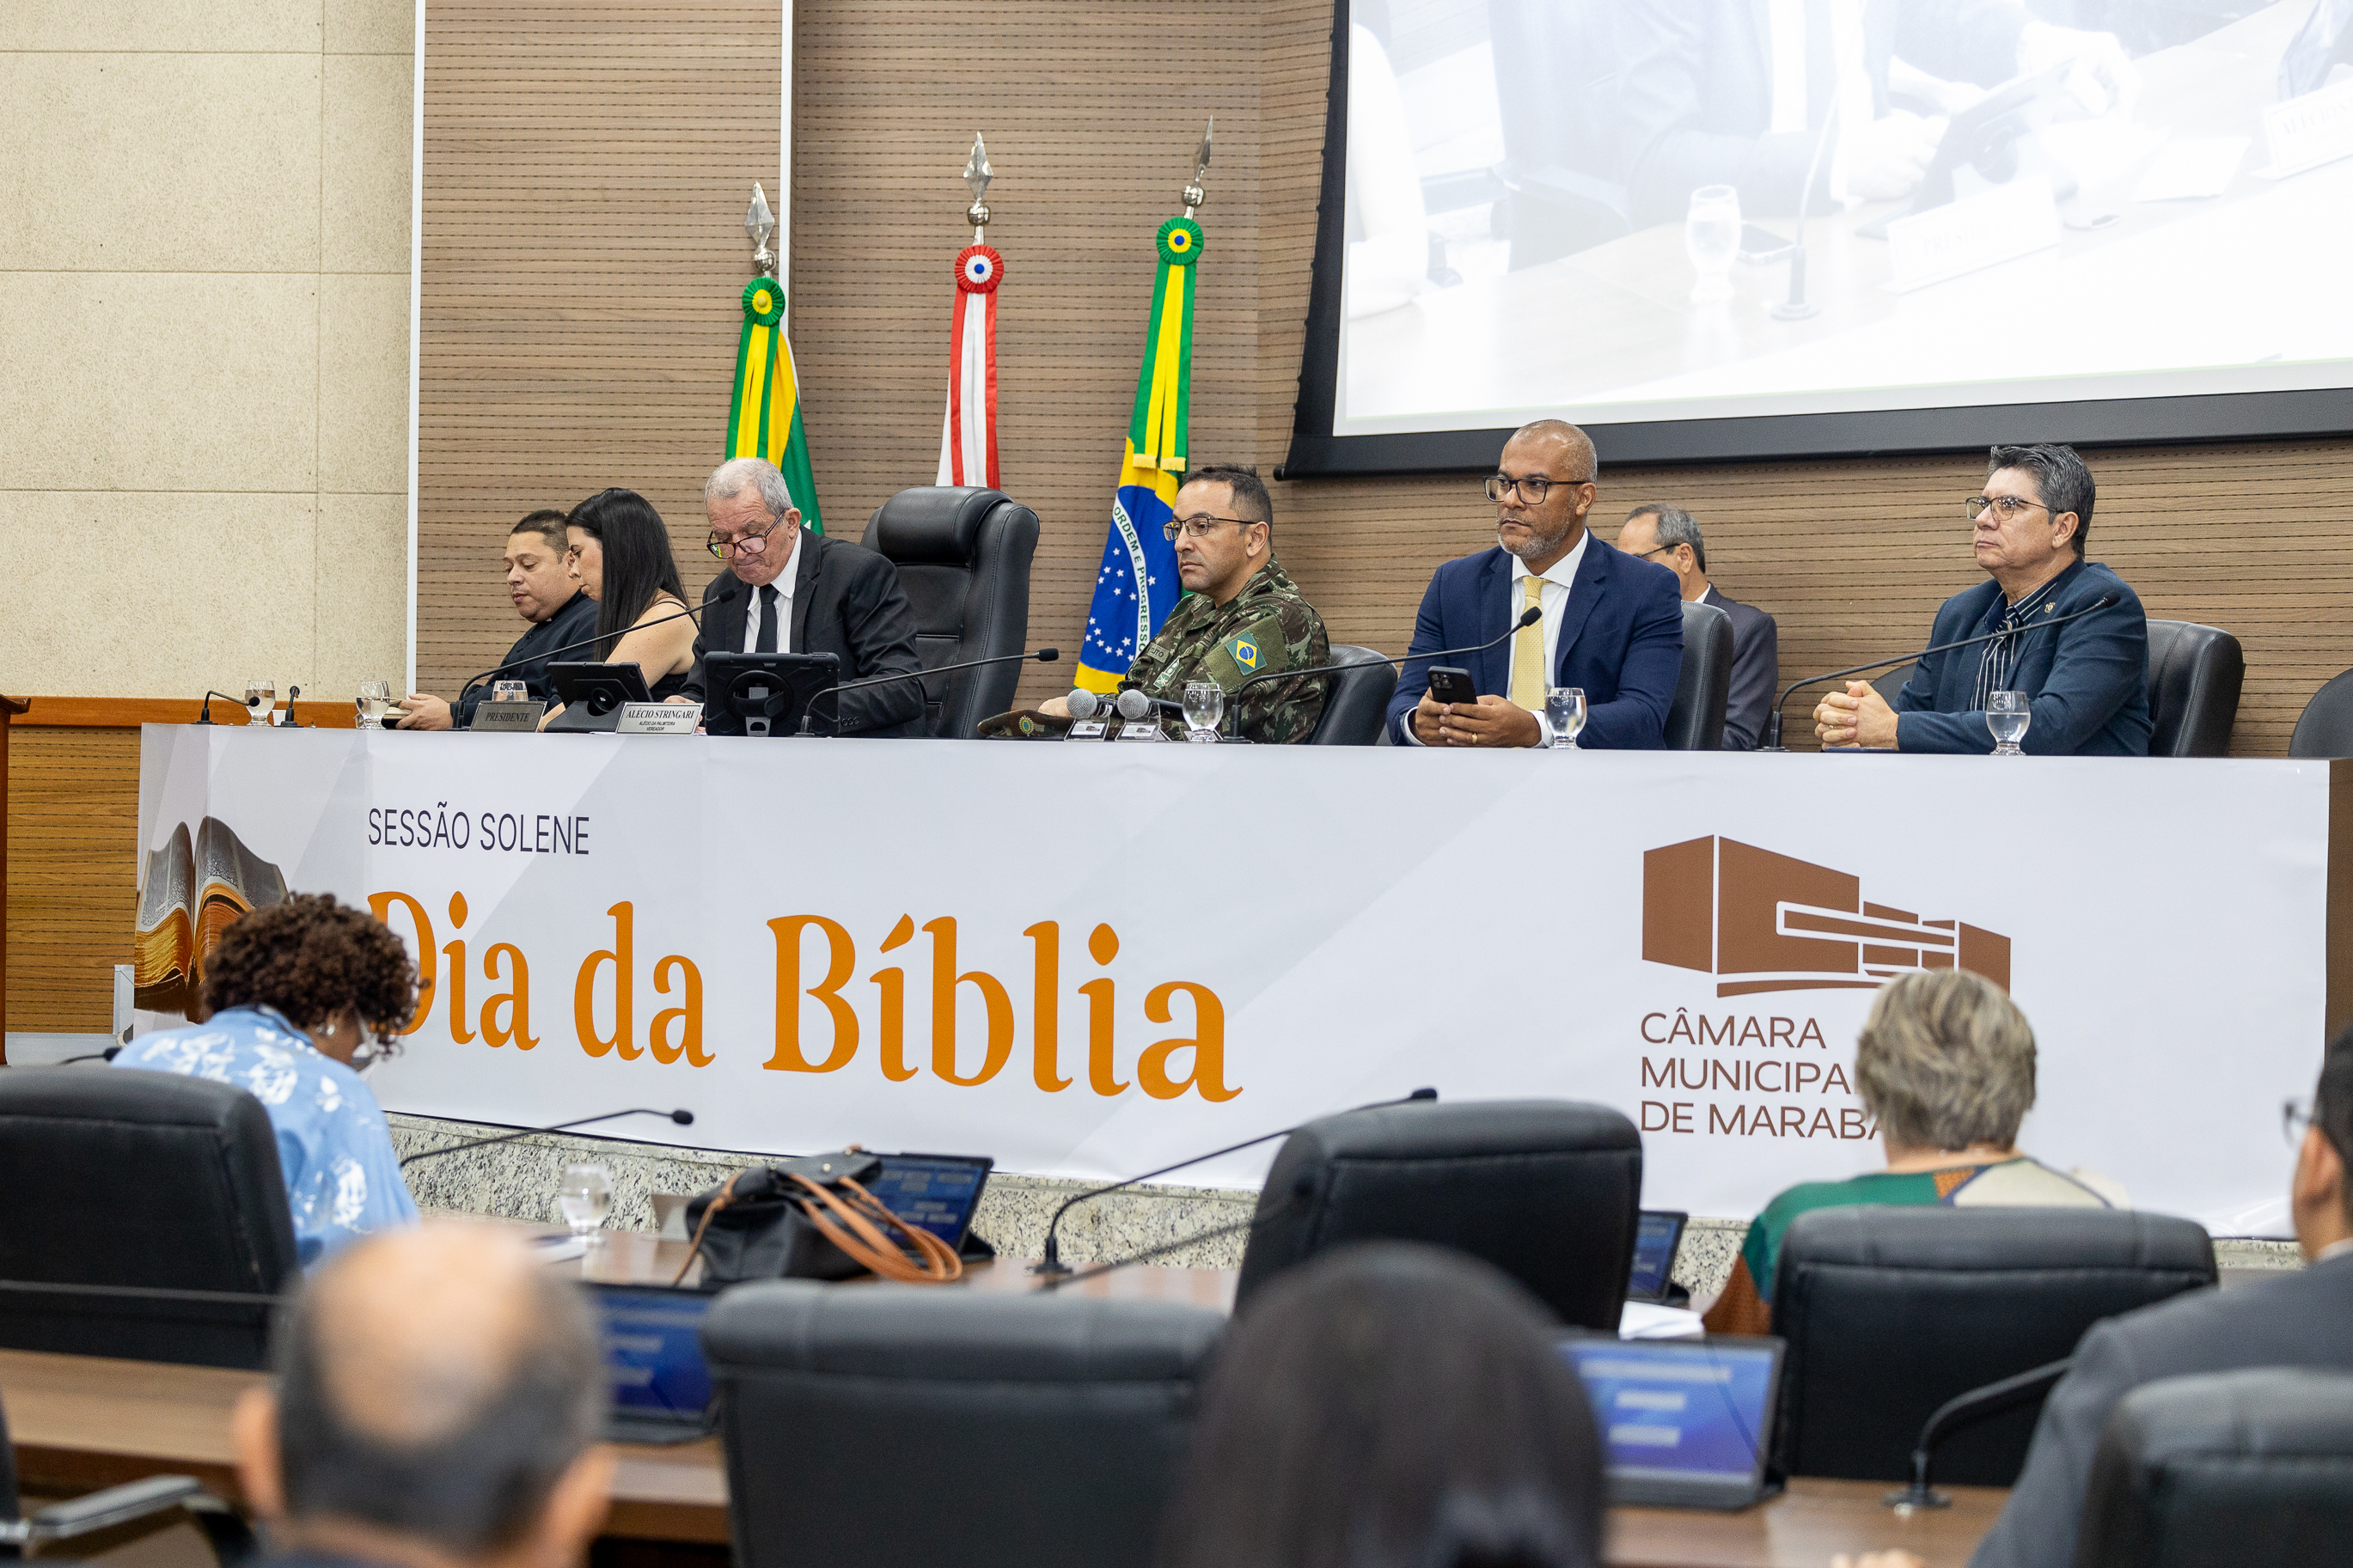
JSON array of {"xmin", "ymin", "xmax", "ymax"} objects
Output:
[{"xmin": 725, "ymin": 277, "xmax": 822, "ymax": 532}]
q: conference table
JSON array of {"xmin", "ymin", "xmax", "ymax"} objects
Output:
[{"xmin": 0, "ymin": 1223, "xmax": 2010, "ymax": 1568}]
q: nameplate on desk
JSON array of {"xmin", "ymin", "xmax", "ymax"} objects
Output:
[
  {"xmin": 1066, "ymin": 719, "xmax": 1109, "ymax": 741},
  {"xmin": 617, "ymin": 702, "xmax": 700, "ymax": 735},
  {"xmin": 470, "ymin": 703, "xmax": 545, "ymax": 733},
  {"xmin": 1883, "ymin": 177, "xmax": 2059, "ymax": 294},
  {"xmin": 2258, "ymin": 78, "xmax": 2353, "ymax": 179},
  {"xmin": 1114, "ymin": 718, "xmax": 1169, "ymax": 742}
]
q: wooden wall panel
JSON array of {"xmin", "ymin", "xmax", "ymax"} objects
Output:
[{"xmin": 4, "ymin": 729, "xmax": 139, "ymax": 1034}]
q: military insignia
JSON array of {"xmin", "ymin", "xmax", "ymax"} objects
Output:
[
  {"xmin": 2044, "ymin": 603, "xmax": 2055, "ymax": 615},
  {"xmin": 1230, "ymin": 638, "xmax": 1259, "ymax": 670},
  {"xmin": 1018, "ymin": 717, "xmax": 1037, "ymax": 735}
]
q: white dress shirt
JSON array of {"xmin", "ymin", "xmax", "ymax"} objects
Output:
[
  {"xmin": 1405, "ymin": 530, "xmax": 1588, "ymax": 745},
  {"xmin": 740, "ymin": 534, "xmax": 800, "ymax": 654}
]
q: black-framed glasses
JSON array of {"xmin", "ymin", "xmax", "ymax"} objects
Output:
[
  {"xmin": 1965, "ymin": 494, "xmax": 2050, "ymax": 522},
  {"xmin": 2285, "ymin": 1097, "xmax": 2318, "ymax": 1147},
  {"xmin": 1486, "ymin": 473, "xmax": 1592, "ymax": 503},
  {"xmin": 708, "ymin": 521, "xmax": 778, "ymax": 559},
  {"xmin": 1162, "ymin": 513, "xmax": 1263, "ymax": 542},
  {"xmin": 1634, "ymin": 543, "xmax": 1684, "ymax": 562}
]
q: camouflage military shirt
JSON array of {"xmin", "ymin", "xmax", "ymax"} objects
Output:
[{"xmin": 1121, "ymin": 558, "xmax": 1329, "ymax": 743}]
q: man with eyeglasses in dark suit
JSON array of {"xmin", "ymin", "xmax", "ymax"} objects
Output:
[
  {"xmin": 1813, "ymin": 444, "xmax": 2150, "ymax": 755},
  {"xmin": 1385, "ymin": 419, "xmax": 1684, "ymax": 749}
]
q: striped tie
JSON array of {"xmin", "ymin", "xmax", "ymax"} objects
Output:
[{"xmin": 1510, "ymin": 574, "xmax": 1546, "ymax": 711}]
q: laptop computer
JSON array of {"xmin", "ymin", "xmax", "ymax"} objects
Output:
[
  {"xmin": 1560, "ymin": 1333, "xmax": 1785, "ymax": 1510},
  {"xmin": 593, "ymin": 1283, "xmax": 718, "ymax": 1445},
  {"xmin": 859, "ymin": 1151, "xmax": 995, "ymax": 1257},
  {"xmin": 1625, "ymin": 1210, "xmax": 1689, "ymax": 1304}
]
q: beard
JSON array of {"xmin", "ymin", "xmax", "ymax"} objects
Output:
[{"xmin": 1498, "ymin": 514, "xmax": 1579, "ymax": 561}]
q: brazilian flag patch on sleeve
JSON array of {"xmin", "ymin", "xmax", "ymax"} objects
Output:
[{"xmin": 1202, "ymin": 615, "xmax": 1291, "ymax": 690}]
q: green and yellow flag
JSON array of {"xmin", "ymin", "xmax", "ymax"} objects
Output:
[{"xmin": 725, "ymin": 277, "xmax": 822, "ymax": 532}]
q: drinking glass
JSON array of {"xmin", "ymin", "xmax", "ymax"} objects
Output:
[
  {"xmin": 1684, "ymin": 185, "xmax": 1741, "ymax": 302},
  {"xmin": 1182, "ymin": 681, "xmax": 1225, "ymax": 742},
  {"xmin": 1987, "ymin": 691, "xmax": 2031, "ymax": 756},
  {"xmin": 242, "ymin": 678, "xmax": 276, "ymax": 726},
  {"xmin": 558, "ymin": 1163, "xmax": 613, "ymax": 1242},
  {"xmin": 355, "ymin": 680, "xmax": 392, "ymax": 729},
  {"xmin": 1547, "ymin": 687, "xmax": 1588, "ymax": 750},
  {"xmin": 492, "ymin": 680, "xmax": 529, "ymax": 704}
]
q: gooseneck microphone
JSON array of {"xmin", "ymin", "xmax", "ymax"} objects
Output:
[
  {"xmin": 797, "ymin": 646, "xmax": 1059, "ymax": 734},
  {"xmin": 1763, "ymin": 595, "xmax": 2118, "ymax": 751},
  {"xmin": 443, "ymin": 602, "xmax": 707, "ymax": 725},
  {"xmin": 196, "ymin": 692, "xmax": 248, "ymax": 725},
  {"xmin": 398, "ymin": 1107, "xmax": 694, "ymax": 1167},
  {"xmin": 1221, "ymin": 605, "xmax": 1547, "ymax": 735},
  {"xmin": 1030, "ymin": 1087, "xmax": 1438, "ymax": 1278}
]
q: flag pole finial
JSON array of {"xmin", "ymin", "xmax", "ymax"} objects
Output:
[
  {"xmin": 963, "ymin": 134, "xmax": 994, "ymax": 241},
  {"xmin": 744, "ymin": 182, "xmax": 779, "ymax": 278},
  {"xmin": 1183, "ymin": 119, "xmax": 1213, "ymax": 217}
]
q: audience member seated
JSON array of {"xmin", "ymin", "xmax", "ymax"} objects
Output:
[
  {"xmin": 392, "ymin": 510, "xmax": 598, "ymax": 729},
  {"xmin": 1815, "ymin": 444, "xmax": 2152, "ymax": 754},
  {"xmin": 1617, "ymin": 503, "xmax": 1778, "ymax": 749},
  {"xmin": 1030, "ymin": 465, "xmax": 1330, "ymax": 742},
  {"xmin": 1386, "ymin": 419, "xmax": 1682, "ymax": 749},
  {"xmin": 113, "ymin": 895, "xmax": 421, "ymax": 1266},
  {"xmin": 1704, "ymin": 970, "xmax": 2124, "ymax": 1335},
  {"xmin": 543, "ymin": 487, "xmax": 698, "ymax": 727},
  {"xmin": 1153, "ymin": 1242, "xmax": 1605, "ymax": 1568},
  {"xmin": 1960, "ymin": 1026, "xmax": 2353, "ymax": 1568},
  {"xmin": 681, "ymin": 457, "xmax": 926, "ymax": 736},
  {"xmin": 231, "ymin": 1224, "xmax": 612, "ymax": 1568}
]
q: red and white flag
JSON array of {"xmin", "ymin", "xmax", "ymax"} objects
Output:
[{"xmin": 936, "ymin": 241, "xmax": 1003, "ymax": 488}]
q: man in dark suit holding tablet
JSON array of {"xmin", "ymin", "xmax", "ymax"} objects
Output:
[{"xmin": 1385, "ymin": 420, "xmax": 1684, "ymax": 749}]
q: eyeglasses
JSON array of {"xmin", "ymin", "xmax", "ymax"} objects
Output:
[
  {"xmin": 1162, "ymin": 514, "xmax": 1264, "ymax": 542},
  {"xmin": 1965, "ymin": 495, "xmax": 2050, "ymax": 522},
  {"xmin": 1634, "ymin": 544, "xmax": 1684, "ymax": 562},
  {"xmin": 1486, "ymin": 473, "xmax": 1592, "ymax": 504},
  {"xmin": 708, "ymin": 521, "xmax": 779, "ymax": 559},
  {"xmin": 2285, "ymin": 1097, "xmax": 2318, "ymax": 1147}
]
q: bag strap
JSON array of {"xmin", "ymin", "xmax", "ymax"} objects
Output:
[
  {"xmin": 671, "ymin": 1168, "xmax": 751, "ymax": 1287},
  {"xmin": 785, "ymin": 1172, "xmax": 963, "ymax": 1284}
]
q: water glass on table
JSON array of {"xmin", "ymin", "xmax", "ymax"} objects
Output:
[
  {"xmin": 1684, "ymin": 185, "xmax": 1741, "ymax": 302},
  {"xmin": 355, "ymin": 680, "xmax": 392, "ymax": 729},
  {"xmin": 558, "ymin": 1162, "xmax": 612, "ymax": 1243},
  {"xmin": 492, "ymin": 680, "xmax": 529, "ymax": 704},
  {"xmin": 1182, "ymin": 681, "xmax": 1225, "ymax": 742},
  {"xmin": 1547, "ymin": 687, "xmax": 1588, "ymax": 750},
  {"xmin": 1987, "ymin": 691, "xmax": 2031, "ymax": 756},
  {"xmin": 243, "ymin": 677, "xmax": 276, "ymax": 727}
]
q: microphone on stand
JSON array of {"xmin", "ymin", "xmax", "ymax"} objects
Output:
[
  {"xmin": 1220, "ymin": 606, "xmax": 1546, "ymax": 738},
  {"xmin": 196, "ymin": 692, "xmax": 247, "ymax": 726},
  {"xmin": 797, "ymin": 647, "xmax": 1060, "ymax": 735},
  {"xmin": 1030, "ymin": 1087, "xmax": 1438, "ymax": 1278},
  {"xmin": 440, "ymin": 602, "xmax": 708, "ymax": 726},
  {"xmin": 1763, "ymin": 595, "xmax": 2118, "ymax": 750},
  {"xmin": 1772, "ymin": 98, "xmax": 1844, "ymax": 322},
  {"xmin": 398, "ymin": 1107, "xmax": 695, "ymax": 1167},
  {"xmin": 279, "ymin": 686, "xmax": 305, "ymax": 729}
]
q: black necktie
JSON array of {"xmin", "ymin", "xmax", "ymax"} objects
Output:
[{"xmin": 755, "ymin": 583, "xmax": 779, "ymax": 654}]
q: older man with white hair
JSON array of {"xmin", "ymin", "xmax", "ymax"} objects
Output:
[{"xmin": 681, "ymin": 457, "xmax": 925, "ymax": 736}]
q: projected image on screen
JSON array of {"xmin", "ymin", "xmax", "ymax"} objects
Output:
[{"xmin": 1335, "ymin": 0, "xmax": 2353, "ymax": 440}]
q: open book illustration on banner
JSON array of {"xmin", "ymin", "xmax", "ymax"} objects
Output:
[{"xmin": 134, "ymin": 816, "xmax": 287, "ymax": 1013}]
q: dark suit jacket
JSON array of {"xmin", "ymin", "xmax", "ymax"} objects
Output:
[
  {"xmin": 1704, "ymin": 585, "xmax": 1778, "ymax": 751},
  {"xmin": 1384, "ymin": 537, "xmax": 1685, "ymax": 749},
  {"xmin": 1618, "ymin": 0, "xmax": 2032, "ymax": 223},
  {"xmin": 1892, "ymin": 559, "xmax": 2151, "ymax": 756},
  {"xmin": 449, "ymin": 591, "xmax": 599, "ymax": 729},
  {"xmin": 1971, "ymin": 1252, "xmax": 2353, "ymax": 1568},
  {"xmin": 681, "ymin": 530, "xmax": 925, "ymax": 737}
]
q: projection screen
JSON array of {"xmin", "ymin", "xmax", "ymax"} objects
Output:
[{"xmin": 1284, "ymin": 0, "xmax": 2353, "ymax": 473}]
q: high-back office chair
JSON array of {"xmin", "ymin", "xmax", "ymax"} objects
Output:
[
  {"xmin": 2145, "ymin": 619, "xmax": 2243, "ymax": 757},
  {"xmin": 2075, "ymin": 1369, "xmax": 2353, "ymax": 1568},
  {"xmin": 1665, "ymin": 598, "xmax": 1733, "ymax": 750},
  {"xmin": 865, "ymin": 486, "xmax": 1040, "ymax": 737},
  {"xmin": 702, "ymin": 1281, "xmax": 1223, "ymax": 1568},
  {"xmin": 1305, "ymin": 645, "xmax": 1398, "ymax": 745},
  {"xmin": 1233, "ymin": 1099, "xmax": 1642, "ymax": 1332},
  {"xmin": 1770, "ymin": 1207, "xmax": 2215, "ymax": 1486},
  {"xmin": 2289, "ymin": 668, "xmax": 2353, "ymax": 757},
  {"xmin": 0, "ymin": 1069, "xmax": 298, "ymax": 1369},
  {"xmin": 1871, "ymin": 666, "xmax": 1917, "ymax": 709}
]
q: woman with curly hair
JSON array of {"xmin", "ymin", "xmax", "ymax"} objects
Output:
[{"xmin": 113, "ymin": 894, "xmax": 422, "ymax": 1264}]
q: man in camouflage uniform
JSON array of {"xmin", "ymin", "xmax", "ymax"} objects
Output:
[{"xmin": 1115, "ymin": 465, "xmax": 1329, "ymax": 742}]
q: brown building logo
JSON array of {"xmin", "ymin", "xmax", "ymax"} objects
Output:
[{"xmin": 1643, "ymin": 837, "xmax": 2009, "ymax": 998}]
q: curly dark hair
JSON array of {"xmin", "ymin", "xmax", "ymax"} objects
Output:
[{"xmin": 200, "ymin": 894, "xmax": 419, "ymax": 1035}]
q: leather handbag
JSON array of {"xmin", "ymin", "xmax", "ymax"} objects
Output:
[{"xmin": 675, "ymin": 1150, "xmax": 963, "ymax": 1287}]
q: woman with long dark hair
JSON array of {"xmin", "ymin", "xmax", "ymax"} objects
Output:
[{"xmin": 562, "ymin": 487, "xmax": 696, "ymax": 701}]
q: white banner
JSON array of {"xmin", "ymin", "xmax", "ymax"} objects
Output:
[{"xmin": 135, "ymin": 728, "xmax": 2331, "ymax": 1231}]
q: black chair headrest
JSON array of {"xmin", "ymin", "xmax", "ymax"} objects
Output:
[{"xmin": 868, "ymin": 486, "xmax": 1007, "ymax": 564}]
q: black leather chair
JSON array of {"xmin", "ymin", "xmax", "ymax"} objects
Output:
[
  {"xmin": 1770, "ymin": 1207, "xmax": 2215, "ymax": 1486},
  {"xmin": 1234, "ymin": 1099, "xmax": 1641, "ymax": 1332},
  {"xmin": 0, "ymin": 1068, "xmax": 298, "ymax": 1369},
  {"xmin": 1665, "ymin": 598, "xmax": 1733, "ymax": 750},
  {"xmin": 1871, "ymin": 665, "xmax": 1918, "ymax": 709},
  {"xmin": 2289, "ymin": 668, "xmax": 2353, "ymax": 757},
  {"xmin": 3, "ymin": 1390, "xmax": 256, "ymax": 1561},
  {"xmin": 2076, "ymin": 1369, "xmax": 2353, "ymax": 1568},
  {"xmin": 864, "ymin": 486, "xmax": 1040, "ymax": 738},
  {"xmin": 702, "ymin": 1280, "xmax": 1223, "ymax": 1568},
  {"xmin": 2146, "ymin": 619, "xmax": 2243, "ymax": 757},
  {"xmin": 1305, "ymin": 644, "xmax": 1398, "ymax": 745}
]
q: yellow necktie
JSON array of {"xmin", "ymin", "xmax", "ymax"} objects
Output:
[{"xmin": 1509, "ymin": 574, "xmax": 1546, "ymax": 711}]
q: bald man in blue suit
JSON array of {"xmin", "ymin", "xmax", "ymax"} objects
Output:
[{"xmin": 1386, "ymin": 420, "xmax": 1684, "ymax": 749}]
